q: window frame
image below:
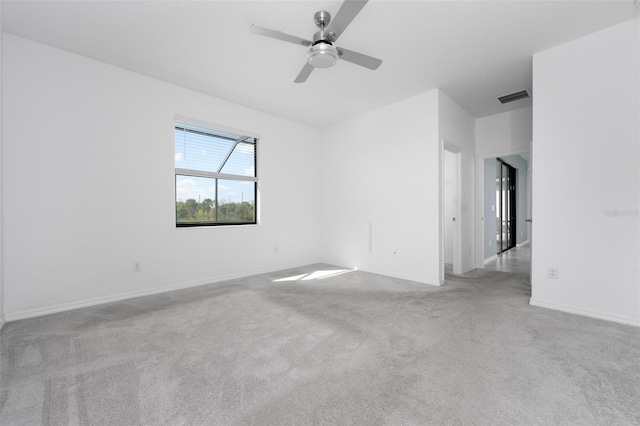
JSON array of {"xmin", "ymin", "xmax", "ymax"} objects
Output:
[{"xmin": 174, "ymin": 119, "xmax": 259, "ymax": 227}]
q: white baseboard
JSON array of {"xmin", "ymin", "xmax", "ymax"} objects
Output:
[
  {"xmin": 517, "ymin": 240, "xmax": 530, "ymax": 247},
  {"xmin": 317, "ymin": 255, "xmax": 442, "ymax": 287},
  {"xmin": 444, "ymin": 261, "xmax": 473, "ymax": 274},
  {"xmin": 5, "ymin": 260, "xmax": 319, "ymax": 322},
  {"xmin": 462, "ymin": 264, "xmax": 475, "ymax": 274},
  {"xmin": 484, "ymin": 255, "xmax": 498, "ymax": 264},
  {"xmin": 359, "ymin": 266, "xmax": 441, "ymax": 287},
  {"xmin": 530, "ymin": 298, "xmax": 640, "ymax": 328},
  {"xmin": 0, "ymin": 315, "xmax": 5, "ymax": 331}
]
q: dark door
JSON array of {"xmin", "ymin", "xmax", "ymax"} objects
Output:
[{"xmin": 496, "ymin": 159, "xmax": 516, "ymax": 254}]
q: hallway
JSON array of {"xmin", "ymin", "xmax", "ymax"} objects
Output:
[{"xmin": 484, "ymin": 244, "xmax": 531, "ymax": 275}]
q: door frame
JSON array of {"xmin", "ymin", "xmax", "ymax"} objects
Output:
[
  {"xmin": 440, "ymin": 140, "xmax": 462, "ymax": 283},
  {"xmin": 475, "ymin": 149, "xmax": 530, "ymax": 269}
]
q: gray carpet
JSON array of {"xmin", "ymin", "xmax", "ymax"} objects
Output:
[{"xmin": 1, "ymin": 264, "xmax": 639, "ymax": 425}]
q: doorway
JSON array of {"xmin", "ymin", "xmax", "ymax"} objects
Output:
[
  {"xmin": 476, "ymin": 153, "xmax": 531, "ymax": 276},
  {"xmin": 496, "ymin": 158, "xmax": 516, "ymax": 254},
  {"xmin": 441, "ymin": 142, "xmax": 462, "ymax": 279}
]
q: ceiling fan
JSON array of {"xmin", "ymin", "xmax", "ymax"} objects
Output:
[{"xmin": 250, "ymin": 0, "xmax": 382, "ymax": 83}]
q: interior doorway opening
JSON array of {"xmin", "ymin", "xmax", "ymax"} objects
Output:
[
  {"xmin": 477, "ymin": 153, "xmax": 531, "ymax": 277},
  {"xmin": 441, "ymin": 142, "xmax": 462, "ymax": 280}
]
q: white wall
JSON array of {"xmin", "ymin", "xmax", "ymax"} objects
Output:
[
  {"xmin": 320, "ymin": 90, "xmax": 440, "ymax": 284},
  {"xmin": 531, "ymin": 18, "xmax": 640, "ymax": 326},
  {"xmin": 3, "ymin": 35, "xmax": 322, "ymax": 320},
  {"xmin": 0, "ymin": 3, "xmax": 4, "ymax": 329},
  {"xmin": 318, "ymin": 89, "xmax": 474, "ymax": 284},
  {"xmin": 439, "ymin": 91, "xmax": 476, "ymax": 273},
  {"xmin": 476, "ymin": 107, "xmax": 532, "ymax": 158}
]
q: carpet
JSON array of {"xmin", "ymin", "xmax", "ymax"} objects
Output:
[{"xmin": 1, "ymin": 264, "xmax": 639, "ymax": 425}]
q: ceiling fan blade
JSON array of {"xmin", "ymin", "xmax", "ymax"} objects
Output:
[
  {"xmin": 327, "ymin": 0, "xmax": 368, "ymax": 42},
  {"xmin": 250, "ymin": 25, "xmax": 312, "ymax": 47},
  {"xmin": 337, "ymin": 47, "xmax": 382, "ymax": 70},
  {"xmin": 294, "ymin": 63, "xmax": 314, "ymax": 83}
]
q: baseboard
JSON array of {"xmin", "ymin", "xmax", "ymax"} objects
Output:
[
  {"xmin": 316, "ymin": 255, "xmax": 441, "ymax": 286},
  {"xmin": 444, "ymin": 258, "xmax": 452, "ymax": 264},
  {"xmin": 484, "ymin": 255, "xmax": 498, "ymax": 264},
  {"xmin": 529, "ymin": 298, "xmax": 640, "ymax": 328},
  {"xmin": 517, "ymin": 240, "xmax": 530, "ymax": 247},
  {"xmin": 444, "ymin": 261, "xmax": 473, "ymax": 274},
  {"xmin": 0, "ymin": 315, "xmax": 5, "ymax": 331},
  {"xmin": 5, "ymin": 260, "xmax": 319, "ymax": 322},
  {"xmin": 462, "ymin": 264, "xmax": 475, "ymax": 274},
  {"xmin": 359, "ymin": 266, "xmax": 441, "ymax": 287}
]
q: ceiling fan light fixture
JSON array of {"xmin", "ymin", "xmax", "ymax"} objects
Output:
[{"xmin": 307, "ymin": 42, "xmax": 338, "ymax": 68}]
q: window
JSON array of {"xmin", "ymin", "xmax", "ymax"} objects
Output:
[{"xmin": 174, "ymin": 120, "xmax": 257, "ymax": 226}]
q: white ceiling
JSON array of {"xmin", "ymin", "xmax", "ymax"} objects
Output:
[{"xmin": 3, "ymin": 1, "xmax": 638, "ymax": 128}]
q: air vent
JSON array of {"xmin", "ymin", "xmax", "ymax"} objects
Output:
[{"xmin": 497, "ymin": 90, "xmax": 530, "ymax": 105}]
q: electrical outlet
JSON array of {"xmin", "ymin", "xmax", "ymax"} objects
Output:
[
  {"xmin": 547, "ymin": 267, "xmax": 558, "ymax": 279},
  {"xmin": 489, "ymin": 240, "xmax": 492, "ymax": 247},
  {"xmin": 393, "ymin": 249, "xmax": 398, "ymax": 257},
  {"xmin": 274, "ymin": 247, "xmax": 278, "ymax": 254},
  {"xmin": 133, "ymin": 261, "xmax": 142, "ymax": 272}
]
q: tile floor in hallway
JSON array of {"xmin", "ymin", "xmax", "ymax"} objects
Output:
[
  {"xmin": 445, "ymin": 244, "xmax": 531, "ymax": 278},
  {"xmin": 484, "ymin": 244, "xmax": 531, "ymax": 274}
]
